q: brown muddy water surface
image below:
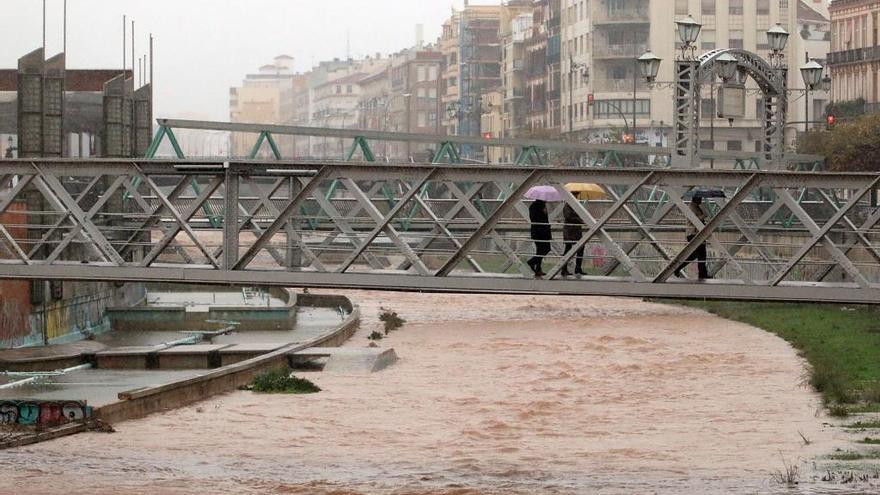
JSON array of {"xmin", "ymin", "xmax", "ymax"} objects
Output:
[{"xmin": 1, "ymin": 292, "xmax": 871, "ymax": 494}]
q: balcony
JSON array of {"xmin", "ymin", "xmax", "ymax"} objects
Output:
[
  {"xmin": 828, "ymin": 46, "xmax": 880, "ymax": 66},
  {"xmin": 594, "ymin": 8, "xmax": 650, "ymax": 26},
  {"xmin": 593, "ymin": 43, "xmax": 647, "ymax": 60},
  {"xmin": 592, "ymin": 78, "xmax": 648, "ymax": 93}
]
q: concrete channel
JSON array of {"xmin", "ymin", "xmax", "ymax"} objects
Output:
[{"xmin": 0, "ymin": 285, "xmax": 385, "ymax": 449}]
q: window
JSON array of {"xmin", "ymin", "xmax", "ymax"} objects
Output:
[
  {"xmin": 701, "ymin": 98, "xmax": 715, "ymax": 118},
  {"xmin": 702, "ymin": 30, "xmax": 716, "ymax": 50},
  {"xmin": 729, "ymin": 0, "xmax": 743, "ymax": 16},
  {"xmin": 417, "ymin": 88, "xmax": 427, "ymax": 98},
  {"xmin": 727, "ymin": 140, "xmax": 742, "ymax": 151},
  {"xmin": 757, "ymin": 0, "xmax": 770, "ymax": 15},
  {"xmin": 675, "ymin": 0, "xmax": 689, "ymax": 16},
  {"xmin": 428, "ymin": 66, "xmax": 438, "ymax": 81},
  {"xmin": 417, "ymin": 66, "xmax": 427, "ymax": 82},
  {"xmin": 594, "ymin": 99, "xmax": 651, "ymax": 119},
  {"xmin": 701, "ymin": 0, "xmax": 715, "ymax": 16},
  {"xmin": 700, "ymin": 140, "xmax": 714, "ymax": 150},
  {"xmin": 729, "ymin": 30, "xmax": 743, "ymax": 49},
  {"xmin": 335, "ymin": 85, "xmax": 342, "ymax": 94},
  {"xmin": 418, "ymin": 112, "xmax": 427, "ymax": 127},
  {"xmin": 757, "ymin": 31, "xmax": 770, "ymax": 51},
  {"xmin": 346, "ymin": 85, "xmax": 353, "ymax": 94}
]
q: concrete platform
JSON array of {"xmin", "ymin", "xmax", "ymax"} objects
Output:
[
  {"xmin": 0, "ymin": 341, "xmax": 107, "ymax": 372},
  {"xmin": 218, "ymin": 343, "xmax": 287, "ymax": 367},
  {"xmin": 95, "ymin": 346, "xmax": 162, "ymax": 370},
  {"xmin": 292, "ymin": 347, "xmax": 398, "ymax": 374},
  {"xmin": 157, "ymin": 344, "xmax": 233, "ymax": 369}
]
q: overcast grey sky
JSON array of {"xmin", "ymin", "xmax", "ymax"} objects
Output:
[{"xmin": 1, "ymin": 0, "xmax": 492, "ymax": 121}]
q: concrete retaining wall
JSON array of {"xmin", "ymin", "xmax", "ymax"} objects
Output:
[{"xmin": 93, "ymin": 295, "xmax": 359, "ymax": 425}]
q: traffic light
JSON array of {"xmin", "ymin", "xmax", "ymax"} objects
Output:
[
  {"xmin": 482, "ymin": 132, "xmax": 493, "ymax": 139},
  {"xmin": 622, "ymin": 133, "xmax": 635, "ymax": 144},
  {"xmin": 826, "ymin": 114, "xmax": 837, "ymax": 128}
]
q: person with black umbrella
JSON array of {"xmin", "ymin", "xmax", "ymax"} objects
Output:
[{"xmin": 675, "ymin": 194, "xmax": 713, "ymax": 280}]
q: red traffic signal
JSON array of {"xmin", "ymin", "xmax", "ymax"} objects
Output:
[
  {"xmin": 587, "ymin": 94, "xmax": 595, "ymax": 106},
  {"xmin": 826, "ymin": 115, "xmax": 836, "ymax": 128},
  {"xmin": 482, "ymin": 132, "xmax": 493, "ymax": 139},
  {"xmin": 622, "ymin": 133, "xmax": 635, "ymax": 144}
]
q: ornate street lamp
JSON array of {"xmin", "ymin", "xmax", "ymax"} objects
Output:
[
  {"xmin": 767, "ymin": 24, "xmax": 789, "ymax": 67},
  {"xmin": 714, "ymin": 53, "xmax": 739, "ymax": 82},
  {"xmin": 800, "ymin": 60, "xmax": 824, "ymax": 90},
  {"xmin": 767, "ymin": 24, "xmax": 790, "ymax": 52},
  {"xmin": 637, "ymin": 51, "xmax": 662, "ymax": 83},
  {"xmin": 800, "ymin": 60, "xmax": 824, "ymax": 132},
  {"xmin": 675, "ymin": 15, "xmax": 702, "ymax": 46},
  {"xmin": 821, "ymin": 74, "xmax": 832, "ymax": 92}
]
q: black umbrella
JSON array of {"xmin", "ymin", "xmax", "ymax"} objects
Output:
[{"xmin": 685, "ymin": 189, "xmax": 726, "ymax": 200}]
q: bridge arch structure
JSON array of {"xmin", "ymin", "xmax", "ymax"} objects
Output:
[{"xmin": 674, "ymin": 48, "xmax": 788, "ymax": 169}]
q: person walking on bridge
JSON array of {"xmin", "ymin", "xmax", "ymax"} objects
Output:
[
  {"xmin": 561, "ymin": 203, "xmax": 585, "ymax": 277},
  {"xmin": 675, "ymin": 196, "xmax": 711, "ymax": 280},
  {"xmin": 528, "ymin": 199, "xmax": 552, "ymax": 278}
]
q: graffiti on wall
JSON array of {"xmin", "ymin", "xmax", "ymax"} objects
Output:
[{"xmin": 0, "ymin": 400, "xmax": 92, "ymax": 427}]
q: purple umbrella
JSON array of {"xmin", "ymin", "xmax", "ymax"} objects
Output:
[{"xmin": 524, "ymin": 186, "xmax": 564, "ymax": 202}]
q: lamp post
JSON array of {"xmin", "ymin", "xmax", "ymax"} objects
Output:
[
  {"xmin": 568, "ymin": 54, "xmax": 589, "ymax": 135},
  {"xmin": 640, "ymin": 19, "xmax": 795, "ymax": 169},
  {"xmin": 800, "ymin": 59, "xmax": 824, "ymax": 133}
]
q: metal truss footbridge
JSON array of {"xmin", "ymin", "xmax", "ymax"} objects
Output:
[{"xmin": 0, "ymin": 158, "xmax": 879, "ymax": 304}]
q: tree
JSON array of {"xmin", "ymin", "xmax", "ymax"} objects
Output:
[
  {"xmin": 825, "ymin": 98, "xmax": 867, "ymax": 121},
  {"xmin": 799, "ymin": 112, "xmax": 880, "ymax": 172}
]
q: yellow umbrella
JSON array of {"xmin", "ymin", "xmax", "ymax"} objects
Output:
[{"xmin": 565, "ymin": 183, "xmax": 606, "ymax": 200}]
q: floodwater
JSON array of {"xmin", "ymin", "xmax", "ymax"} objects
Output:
[{"xmin": 1, "ymin": 292, "xmax": 871, "ymax": 494}]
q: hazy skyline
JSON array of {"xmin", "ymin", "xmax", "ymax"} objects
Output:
[{"xmin": 1, "ymin": 0, "xmax": 493, "ymax": 121}]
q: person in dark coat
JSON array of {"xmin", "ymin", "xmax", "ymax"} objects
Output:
[
  {"xmin": 561, "ymin": 203, "xmax": 585, "ymax": 276},
  {"xmin": 675, "ymin": 196, "xmax": 711, "ymax": 279},
  {"xmin": 527, "ymin": 199, "xmax": 552, "ymax": 277}
]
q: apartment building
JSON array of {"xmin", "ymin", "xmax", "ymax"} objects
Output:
[
  {"xmin": 499, "ymin": 0, "xmax": 564, "ymax": 137},
  {"xmin": 440, "ymin": 3, "xmax": 504, "ymax": 157},
  {"xmin": 229, "ymin": 55, "xmax": 301, "ymax": 157},
  {"xmin": 560, "ymin": 0, "xmax": 829, "ymax": 154},
  {"xmin": 828, "ymin": 0, "xmax": 880, "ymax": 112}
]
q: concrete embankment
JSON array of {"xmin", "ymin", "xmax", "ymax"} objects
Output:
[{"xmin": 0, "ymin": 290, "xmax": 363, "ymax": 448}]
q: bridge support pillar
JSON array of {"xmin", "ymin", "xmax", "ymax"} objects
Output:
[
  {"xmin": 222, "ymin": 167, "xmax": 239, "ymax": 270},
  {"xmin": 286, "ymin": 178, "xmax": 302, "ymax": 270}
]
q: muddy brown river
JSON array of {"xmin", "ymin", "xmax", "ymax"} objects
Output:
[{"xmin": 0, "ymin": 292, "xmax": 864, "ymax": 494}]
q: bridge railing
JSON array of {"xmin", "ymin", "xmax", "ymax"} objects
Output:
[{"xmin": 0, "ymin": 159, "xmax": 878, "ymax": 303}]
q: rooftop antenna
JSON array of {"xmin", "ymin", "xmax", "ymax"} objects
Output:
[
  {"xmin": 63, "ymin": 0, "xmax": 67, "ymax": 56},
  {"xmin": 42, "ymin": 0, "xmax": 46, "ymax": 62},
  {"xmin": 122, "ymin": 14, "xmax": 126, "ymax": 95},
  {"xmin": 131, "ymin": 19, "xmax": 135, "ymax": 87}
]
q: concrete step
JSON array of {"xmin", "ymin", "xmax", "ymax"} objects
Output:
[{"xmin": 292, "ymin": 347, "xmax": 398, "ymax": 374}]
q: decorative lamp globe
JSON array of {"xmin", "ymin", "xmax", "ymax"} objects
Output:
[
  {"xmin": 714, "ymin": 53, "xmax": 739, "ymax": 81},
  {"xmin": 767, "ymin": 24, "xmax": 790, "ymax": 53},
  {"xmin": 800, "ymin": 60, "xmax": 824, "ymax": 90},
  {"xmin": 821, "ymin": 74, "xmax": 832, "ymax": 92},
  {"xmin": 675, "ymin": 14, "xmax": 702, "ymax": 45},
  {"xmin": 637, "ymin": 51, "xmax": 662, "ymax": 83}
]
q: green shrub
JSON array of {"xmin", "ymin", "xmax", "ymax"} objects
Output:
[
  {"xmin": 250, "ymin": 368, "xmax": 321, "ymax": 394},
  {"xmin": 379, "ymin": 309, "xmax": 405, "ymax": 335},
  {"xmin": 368, "ymin": 331, "xmax": 384, "ymax": 341}
]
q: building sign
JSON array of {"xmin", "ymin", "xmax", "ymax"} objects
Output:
[{"xmin": 719, "ymin": 85, "xmax": 745, "ymax": 119}]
